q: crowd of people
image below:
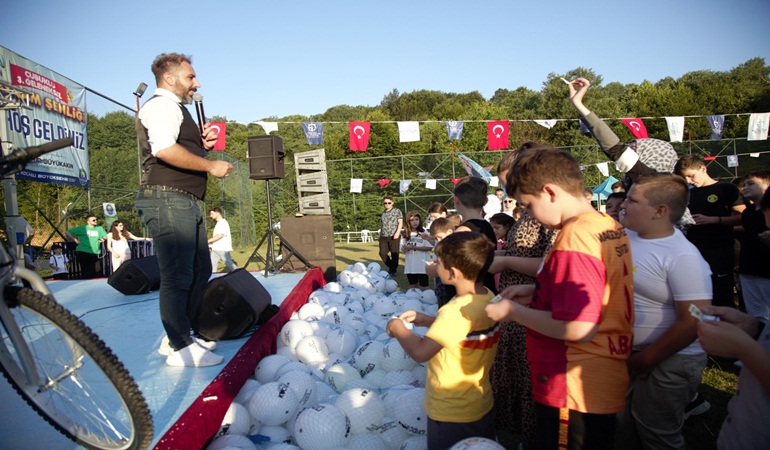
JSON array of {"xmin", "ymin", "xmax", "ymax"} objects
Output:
[{"xmin": 383, "ymin": 77, "xmax": 769, "ymax": 449}]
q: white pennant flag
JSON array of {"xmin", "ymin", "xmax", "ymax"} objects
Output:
[
  {"xmin": 255, "ymin": 121, "xmax": 279, "ymax": 134},
  {"xmin": 425, "ymin": 179, "xmax": 436, "ymax": 190},
  {"xmin": 596, "ymin": 162, "xmax": 609, "ymax": 177},
  {"xmin": 750, "ymin": 153, "xmax": 760, "ymax": 158},
  {"xmin": 399, "ymin": 179, "xmax": 412, "ymax": 194},
  {"xmin": 350, "ymin": 178, "xmax": 362, "ymax": 193},
  {"xmin": 727, "ymin": 155, "xmax": 739, "ymax": 168},
  {"xmin": 534, "ymin": 119, "xmax": 557, "ymax": 129},
  {"xmin": 665, "ymin": 117, "xmax": 685, "ymax": 143},
  {"xmin": 489, "ymin": 176, "xmax": 499, "ymax": 187},
  {"xmin": 397, "ymin": 121, "xmax": 420, "ymax": 142},
  {"xmin": 748, "ymin": 113, "xmax": 770, "ymax": 141}
]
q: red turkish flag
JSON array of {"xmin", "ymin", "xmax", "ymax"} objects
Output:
[
  {"xmin": 620, "ymin": 118, "xmax": 649, "ymax": 139},
  {"xmin": 349, "ymin": 122, "xmax": 371, "ymax": 151},
  {"xmin": 703, "ymin": 156, "xmax": 716, "ymax": 161},
  {"xmin": 210, "ymin": 122, "xmax": 227, "ymax": 150},
  {"xmin": 451, "ymin": 178, "xmax": 462, "ymax": 185},
  {"xmin": 487, "ymin": 120, "xmax": 509, "ymax": 150},
  {"xmin": 378, "ymin": 179, "xmax": 391, "ymax": 187}
]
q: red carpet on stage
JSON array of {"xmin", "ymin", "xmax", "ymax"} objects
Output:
[{"xmin": 153, "ymin": 267, "xmax": 326, "ymax": 450}]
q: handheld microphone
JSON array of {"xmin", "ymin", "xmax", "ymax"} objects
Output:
[{"xmin": 193, "ymin": 93, "xmax": 206, "ymax": 129}]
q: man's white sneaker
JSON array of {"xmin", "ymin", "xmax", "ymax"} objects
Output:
[
  {"xmin": 158, "ymin": 335, "xmax": 217, "ymax": 356},
  {"xmin": 165, "ymin": 344, "xmax": 224, "ymax": 367}
]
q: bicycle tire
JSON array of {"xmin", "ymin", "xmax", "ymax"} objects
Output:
[{"xmin": 0, "ymin": 287, "xmax": 153, "ymax": 450}]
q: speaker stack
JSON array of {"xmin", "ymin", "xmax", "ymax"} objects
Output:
[
  {"xmin": 294, "ymin": 149, "xmax": 330, "ymax": 214},
  {"xmin": 247, "ymin": 135, "xmax": 285, "ymax": 180}
]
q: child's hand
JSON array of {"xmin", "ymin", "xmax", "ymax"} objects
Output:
[
  {"xmin": 486, "ymin": 299, "xmax": 515, "ymax": 322},
  {"xmin": 499, "ymin": 284, "xmax": 535, "ymax": 307},
  {"xmin": 697, "ymin": 319, "xmax": 753, "ymax": 360}
]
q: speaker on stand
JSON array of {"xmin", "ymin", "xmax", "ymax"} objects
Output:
[{"xmin": 245, "ymin": 135, "xmax": 312, "ymax": 276}]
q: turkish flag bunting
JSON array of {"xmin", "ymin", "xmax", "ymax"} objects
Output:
[
  {"xmin": 378, "ymin": 179, "xmax": 391, "ymax": 187},
  {"xmin": 620, "ymin": 118, "xmax": 649, "ymax": 139},
  {"xmin": 487, "ymin": 120, "xmax": 509, "ymax": 150},
  {"xmin": 451, "ymin": 178, "xmax": 462, "ymax": 185},
  {"xmin": 210, "ymin": 122, "xmax": 227, "ymax": 150},
  {"xmin": 349, "ymin": 122, "xmax": 371, "ymax": 151},
  {"xmin": 703, "ymin": 156, "xmax": 717, "ymax": 161}
]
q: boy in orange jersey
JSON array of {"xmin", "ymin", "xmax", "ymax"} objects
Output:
[{"xmin": 486, "ymin": 145, "xmax": 634, "ymax": 450}]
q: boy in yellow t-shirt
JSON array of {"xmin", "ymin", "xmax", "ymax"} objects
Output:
[{"xmin": 387, "ymin": 231, "xmax": 499, "ymax": 450}]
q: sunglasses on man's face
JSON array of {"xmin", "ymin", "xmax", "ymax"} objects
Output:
[
  {"xmin": 504, "ymin": 200, "xmax": 514, "ymax": 203},
  {"xmin": 383, "ymin": 202, "xmax": 392, "ymax": 205}
]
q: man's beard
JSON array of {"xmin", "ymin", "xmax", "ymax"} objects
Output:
[{"xmin": 173, "ymin": 80, "xmax": 194, "ymax": 104}]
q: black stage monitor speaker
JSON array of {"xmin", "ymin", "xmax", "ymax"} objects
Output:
[
  {"xmin": 192, "ymin": 268, "xmax": 273, "ymax": 340},
  {"xmin": 108, "ymin": 256, "xmax": 161, "ymax": 295},
  {"xmin": 248, "ymin": 135, "xmax": 285, "ymax": 180}
]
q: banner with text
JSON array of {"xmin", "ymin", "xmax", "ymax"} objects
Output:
[{"xmin": 1, "ymin": 46, "xmax": 89, "ymax": 188}]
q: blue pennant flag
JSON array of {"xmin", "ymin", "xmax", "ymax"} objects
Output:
[
  {"xmin": 302, "ymin": 122, "xmax": 324, "ymax": 145},
  {"xmin": 445, "ymin": 121, "xmax": 464, "ymax": 140},
  {"xmin": 706, "ymin": 115, "xmax": 724, "ymax": 141}
]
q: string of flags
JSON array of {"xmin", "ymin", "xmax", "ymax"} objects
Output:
[{"xmin": 241, "ymin": 112, "xmax": 770, "ymax": 151}]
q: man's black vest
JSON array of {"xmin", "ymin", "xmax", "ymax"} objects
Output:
[{"xmin": 136, "ymin": 96, "xmax": 208, "ymax": 199}]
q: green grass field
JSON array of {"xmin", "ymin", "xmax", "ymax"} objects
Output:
[{"xmin": 236, "ymin": 240, "xmax": 739, "ymax": 450}]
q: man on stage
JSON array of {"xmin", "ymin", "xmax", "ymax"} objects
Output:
[{"xmin": 135, "ymin": 53, "xmax": 233, "ymax": 367}]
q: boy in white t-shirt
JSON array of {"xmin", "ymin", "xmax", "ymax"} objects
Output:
[
  {"xmin": 617, "ymin": 173, "xmax": 712, "ymax": 449},
  {"xmin": 49, "ymin": 244, "xmax": 70, "ymax": 280}
]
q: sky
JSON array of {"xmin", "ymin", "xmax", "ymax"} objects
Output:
[{"xmin": 3, "ymin": 0, "xmax": 769, "ymax": 124}]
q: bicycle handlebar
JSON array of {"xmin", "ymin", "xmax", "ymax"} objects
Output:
[{"xmin": 0, "ymin": 137, "xmax": 74, "ymax": 176}]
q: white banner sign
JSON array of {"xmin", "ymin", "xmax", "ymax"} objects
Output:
[{"xmin": 1, "ymin": 46, "xmax": 89, "ymax": 187}]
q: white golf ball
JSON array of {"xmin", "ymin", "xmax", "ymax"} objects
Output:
[
  {"xmin": 247, "ymin": 381, "xmax": 300, "ymax": 426},
  {"xmin": 323, "ymin": 362, "xmax": 362, "ymax": 393},
  {"xmin": 381, "ymin": 340, "xmax": 417, "ymax": 372},
  {"xmin": 394, "ymin": 388, "xmax": 427, "ymax": 435},
  {"xmin": 334, "ymin": 388, "xmax": 385, "ymax": 435},
  {"xmin": 217, "ymin": 401, "xmax": 251, "ymax": 436},
  {"xmin": 254, "ymin": 354, "xmax": 290, "ymax": 384},
  {"xmin": 277, "ymin": 369, "xmax": 317, "ymax": 407},
  {"xmin": 350, "ymin": 340, "xmax": 385, "ymax": 377},
  {"xmin": 295, "ymin": 335, "xmax": 329, "ymax": 365},
  {"xmin": 449, "ymin": 437, "xmax": 506, "ymax": 449}
]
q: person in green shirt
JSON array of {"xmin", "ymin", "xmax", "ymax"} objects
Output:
[{"xmin": 66, "ymin": 214, "xmax": 107, "ymax": 279}]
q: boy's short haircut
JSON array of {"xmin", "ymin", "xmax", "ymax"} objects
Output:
[
  {"xmin": 447, "ymin": 213, "xmax": 463, "ymax": 228},
  {"xmin": 427, "ymin": 202, "xmax": 449, "ymax": 216},
  {"xmin": 507, "ymin": 146, "xmax": 586, "ymax": 197},
  {"xmin": 633, "ymin": 173, "xmax": 690, "ymax": 223},
  {"xmin": 209, "ymin": 206, "xmax": 223, "ymax": 214},
  {"xmin": 453, "ymin": 176, "xmax": 489, "ymax": 209},
  {"xmin": 383, "ymin": 195, "xmax": 394, "ymax": 202},
  {"xmin": 429, "ymin": 217, "xmax": 454, "ymax": 236},
  {"xmin": 673, "ymin": 154, "xmax": 705, "ymax": 176},
  {"xmin": 743, "ymin": 170, "xmax": 770, "ymax": 185},
  {"xmin": 435, "ymin": 232, "xmax": 494, "ymax": 283},
  {"xmin": 51, "ymin": 244, "xmax": 62, "ymax": 250},
  {"xmin": 606, "ymin": 192, "xmax": 627, "ymax": 202}
]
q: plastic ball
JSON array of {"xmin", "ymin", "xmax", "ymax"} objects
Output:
[
  {"xmin": 385, "ymin": 279, "xmax": 399, "ymax": 293},
  {"xmin": 338, "ymin": 270, "xmax": 354, "ymax": 286},
  {"xmin": 294, "ymin": 335, "xmax": 329, "ymax": 365},
  {"xmin": 298, "ymin": 302, "xmax": 326, "ymax": 321},
  {"xmin": 254, "ymin": 354, "xmax": 290, "ymax": 384},
  {"xmin": 325, "ymin": 327, "xmax": 359, "ymax": 357},
  {"xmin": 334, "ymin": 388, "xmax": 385, "ymax": 435},
  {"xmin": 323, "ymin": 282, "xmax": 342, "ymax": 293},
  {"xmin": 266, "ymin": 444, "xmax": 300, "ymax": 450},
  {"xmin": 381, "ymin": 384, "xmax": 414, "ymax": 417},
  {"xmin": 277, "ymin": 369, "xmax": 317, "ymax": 407},
  {"xmin": 367, "ymin": 262, "xmax": 382, "ymax": 273},
  {"xmin": 394, "ymin": 388, "xmax": 427, "ymax": 435},
  {"xmin": 350, "ymin": 340, "xmax": 385, "ymax": 377},
  {"xmin": 363, "ymin": 368, "xmax": 387, "ymax": 389},
  {"xmin": 449, "ymin": 437, "xmax": 506, "ymax": 449},
  {"xmin": 381, "ymin": 340, "xmax": 417, "ymax": 372},
  {"xmin": 216, "ymin": 401, "xmax": 251, "ymax": 436},
  {"xmin": 233, "ymin": 378, "xmax": 261, "ymax": 405},
  {"xmin": 405, "ymin": 288, "xmax": 423, "ymax": 299},
  {"xmin": 313, "ymin": 380, "xmax": 338, "ymax": 405},
  {"xmin": 398, "ymin": 299, "xmax": 424, "ymax": 314},
  {"xmin": 247, "ymin": 381, "xmax": 300, "ymax": 426},
  {"xmin": 322, "ymin": 305, "xmax": 348, "ymax": 325},
  {"xmin": 420, "ymin": 290, "xmax": 437, "ymax": 304},
  {"xmin": 372, "ymin": 297, "xmax": 399, "ymax": 319},
  {"xmin": 275, "ymin": 361, "xmax": 313, "ymax": 378},
  {"xmin": 381, "ymin": 369, "xmax": 420, "ymax": 389},
  {"xmin": 352, "ymin": 262, "xmax": 368, "ymax": 274},
  {"xmin": 206, "ymin": 434, "xmax": 258, "ymax": 450},
  {"xmin": 411, "ymin": 364, "xmax": 427, "ymax": 387},
  {"xmin": 341, "ymin": 313, "xmax": 367, "ymax": 335},
  {"xmin": 378, "ymin": 417, "xmax": 411, "ymax": 450},
  {"xmin": 293, "ymin": 403, "xmax": 351, "ymax": 450},
  {"xmin": 276, "ymin": 346, "xmax": 299, "ymax": 361},
  {"xmin": 281, "ymin": 319, "xmax": 315, "ymax": 349},
  {"xmin": 347, "ymin": 433, "xmax": 388, "ymax": 450},
  {"xmin": 323, "ymin": 362, "xmax": 362, "ymax": 393}
]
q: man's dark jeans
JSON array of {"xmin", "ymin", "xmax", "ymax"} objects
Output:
[
  {"xmin": 136, "ymin": 188, "xmax": 211, "ymax": 351},
  {"xmin": 379, "ymin": 235, "xmax": 400, "ymax": 274}
]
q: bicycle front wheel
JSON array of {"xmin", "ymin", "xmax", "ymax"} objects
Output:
[{"xmin": 0, "ymin": 287, "xmax": 153, "ymax": 450}]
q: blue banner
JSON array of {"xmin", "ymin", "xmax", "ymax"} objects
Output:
[
  {"xmin": 707, "ymin": 114, "xmax": 724, "ymax": 141},
  {"xmin": 1, "ymin": 46, "xmax": 89, "ymax": 188},
  {"xmin": 445, "ymin": 121, "xmax": 464, "ymax": 140},
  {"xmin": 302, "ymin": 121, "xmax": 324, "ymax": 145}
]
